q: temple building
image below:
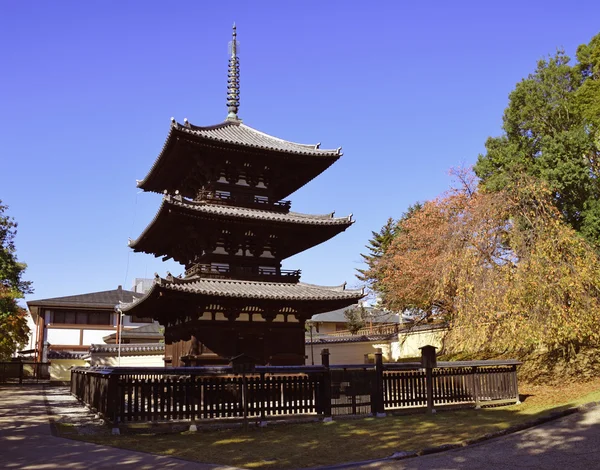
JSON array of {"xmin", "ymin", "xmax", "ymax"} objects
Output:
[{"xmin": 121, "ymin": 25, "xmax": 363, "ymax": 366}]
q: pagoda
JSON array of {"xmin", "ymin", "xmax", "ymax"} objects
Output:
[{"xmin": 121, "ymin": 25, "xmax": 363, "ymax": 366}]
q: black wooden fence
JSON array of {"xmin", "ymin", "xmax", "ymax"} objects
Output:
[
  {"xmin": 0, "ymin": 362, "xmax": 50, "ymax": 384},
  {"xmin": 70, "ymin": 351, "xmax": 520, "ymax": 425}
]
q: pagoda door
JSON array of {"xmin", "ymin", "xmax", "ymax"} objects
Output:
[{"xmin": 236, "ymin": 331, "xmax": 265, "ymax": 364}]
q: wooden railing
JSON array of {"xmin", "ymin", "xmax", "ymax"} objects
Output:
[
  {"xmin": 200, "ymin": 192, "xmax": 292, "ymax": 213},
  {"xmin": 330, "ymin": 322, "xmax": 448, "ymax": 337},
  {"xmin": 383, "ymin": 362, "xmax": 519, "ymax": 409},
  {"xmin": 185, "ymin": 264, "xmax": 301, "ymax": 283},
  {"xmin": 71, "ymin": 355, "xmax": 520, "ymax": 426}
]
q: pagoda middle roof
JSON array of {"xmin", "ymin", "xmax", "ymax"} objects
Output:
[
  {"xmin": 129, "ymin": 195, "xmax": 353, "ymax": 258},
  {"xmin": 137, "ymin": 119, "xmax": 342, "ymax": 199}
]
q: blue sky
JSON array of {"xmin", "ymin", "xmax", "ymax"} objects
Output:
[{"xmin": 2, "ymin": 1, "xmax": 599, "ymax": 302}]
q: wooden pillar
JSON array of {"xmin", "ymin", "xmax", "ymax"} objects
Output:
[
  {"xmin": 420, "ymin": 345, "xmax": 437, "ymax": 415},
  {"xmin": 373, "ymin": 348, "xmax": 386, "ymax": 417},
  {"xmin": 321, "ymin": 348, "xmax": 332, "ymax": 421},
  {"xmin": 472, "ymin": 366, "xmax": 481, "ymax": 409},
  {"xmin": 107, "ymin": 373, "xmax": 120, "ymax": 434}
]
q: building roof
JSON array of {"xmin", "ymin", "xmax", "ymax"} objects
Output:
[
  {"xmin": 89, "ymin": 343, "xmax": 165, "ymax": 354},
  {"xmin": 310, "ymin": 306, "xmax": 401, "ymax": 324},
  {"xmin": 27, "ymin": 287, "xmax": 141, "ymax": 311},
  {"xmin": 47, "ymin": 350, "xmax": 88, "ymax": 359},
  {"xmin": 102, "ymin": 323, "xmax": 163, "ymax": 343},
  {"xmin": 177, "ymin": 120, "xmax": 341, "ymax": 157},
  {"xmin": 130, "ymin": 195, "xmax": 352, "ymax": 245},
  {"xmin": 137, "ymin": 120, "xmax": 342, "ymax": 200},
  {"xmin": 306, "ymin": 333, "xmax": 396, "ymax": 345},
  {"xmin": 128, "ymin": 195, "xmax": 353, "ymax": 262},
  {"xmin": 121, "ymin": 276, "xmax": 364, "ymax": 310}
]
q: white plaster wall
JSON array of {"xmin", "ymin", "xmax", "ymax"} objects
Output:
[
  {"xmin": 50, "ymin": 359, "xmax": 87, "ymax": 381},
  {"xmin": 82, "ymin": 329, "xmax": 113, "ymax": 345},
  {"xmin": 305, "ymin": 342, "xmax": 389, "ymax": 365},
  {"xmin": 315, "ymin": 323, "xmax": 339, "ymax": 335},
  {"xmin": 91, "ymin": 354, "xmax": 164, "ymax": 367},
  {"xmin": 46, "ymin": 329, "xmax": 80, "ymax": 345},
  {"xmin": 392, "ymin": 328, "xmax": 447, "ymax": 360},
  {"xmin": 24, "ymin": 313, "xmax": 37, "ymax": 351}
]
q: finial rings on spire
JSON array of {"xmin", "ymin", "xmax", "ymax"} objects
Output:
[{"xmin": 227, "ymin": 23, "xmax": 240, "ymax": 120}]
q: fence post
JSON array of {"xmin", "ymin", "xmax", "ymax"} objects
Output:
[
  {"xmin": 472, "ymin": 366, "xmax": 481, "ymax": 409},
  {"xmin": 189, "ymin": 375, "xmax": 198, "ymax": 431},
  {"xmin": 321, "ymin": 349, "xmax": 332, "ymax": 422},
  {"xmin": 107, "ymin": 372, "xmax": 120, "ymax": 434},
  {"xmin": 420, "ymin": 345, "xmax": 437, "ymax": 415},
  {"xmin": 512, "ymin": 364, "xmax": 521, "ymax": 404},
  {"xmin": 19, "ymin": 362, "xmax": 24, "ymax": 384},
  {"xmin": 373, "ymin": 348, "xmax": 386, "ymax": 417}
]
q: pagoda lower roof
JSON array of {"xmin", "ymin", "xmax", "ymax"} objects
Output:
[
  {"xmin": 137, "ymin": 119, "xmax": 342, "ymax": 200},
  {"xmin": 119, "ymin": 275, "xmax": 364, "ymax": 317},
  {"xmin": 129, "ymin": 195, "xmax": 353, "ymax": 261}
]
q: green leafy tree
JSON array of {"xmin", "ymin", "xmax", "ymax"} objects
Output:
[
  {"xmin": 344, "ymin": 305, "xmax": 368, "ymax": 335},
  {"xmin": 0, "ymin": 201, "xmax": 32, "ymax": 359},
  {"xmin": 474, "ymin": 33, "xmax": 600, "ymax": 247}
]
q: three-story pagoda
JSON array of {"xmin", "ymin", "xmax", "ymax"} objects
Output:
[{"xmin": 122, "ymin": 26, "xmax": 363, "ymax": 366}]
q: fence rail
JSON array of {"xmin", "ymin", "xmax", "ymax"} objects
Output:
[{"xmin": 70, "ymin": 353, "xmax": 520, "ymax": 425}]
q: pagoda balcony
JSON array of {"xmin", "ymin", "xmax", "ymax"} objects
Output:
[
  {"xmin": 200, "ymin": 192, "xmax": 291, "ymax": 213},
  {"xmin": 185, "ymin": 264, "xmax": 301, "ymax": 283}
]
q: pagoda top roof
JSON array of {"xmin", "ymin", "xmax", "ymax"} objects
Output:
[
  {"xmin": 137, "ymin": 119, "xmax": 342, "ymax": 194},
  {"xmin": 119, "ymin": 275, "xmax": 364, "ymax": 312},
  {"xmin": 175, "ymin": 119, "xmax": 341, "ymax": 157}
]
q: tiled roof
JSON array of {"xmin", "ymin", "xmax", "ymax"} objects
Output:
[
  {"xmin": 166, "ymin": 196, "xmax": 352, "ymax": 225},
  {"xmin": 137, "ymin": 119, "xmax": 342, "ymax": 201},
  {"xmin": 120, "ymin": 276, "xmax": 364, "ymax": 311},
  {"xmin": 129, "ymin": 195, "xmax": 353, "ymax": 252},
  {"xmin": 89, "ymin": 343, "xmax": 165, "ymax": 354},
  {"xmin": 102, "ymin": 323, "xmax": 162, "ymax": 342},
  {"xmin": 306, "ymin": 333, "xmax": 396, "ymax": 345},
  {"xmin": 28, "ymin": 288, "xmax": 142, "ymax": 309},
  {"xmin": 310, "ymin": 306, "xmax": 401, "ymax": 323},
  {"xmin": 177, "ymin": 120, "xmax": 341, "ymax": 157},
  {"xmin": 48, "ymin": 351, "xmax": 87, "ymax": 359}
]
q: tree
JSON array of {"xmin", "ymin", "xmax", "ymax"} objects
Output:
[
  {"xmin": 474, "ymin": 33, "xmax": 600, "ymax": 247},
  {"xmin": 0, "ymin": 201, "xmax": 32, "ymax": 359},
  {"xmin": 356, "ymin": 203, "xmax": 422, "ymax": 302},
  {"xmin": 375, "ymin": 169, "xmax": 600, "ymax": 359},
  {"xmin": 344, "ymin": 305, "xmax": 368, "ymax": 335}
]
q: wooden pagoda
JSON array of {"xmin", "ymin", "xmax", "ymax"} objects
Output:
[{"xmin": 121, "ymin": 25, "xmax": 363, "ymax": 366}]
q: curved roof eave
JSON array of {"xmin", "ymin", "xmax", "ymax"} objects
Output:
[{"xmin": 137, "ymin": 119, "xmax": 342, "ymax": 191}]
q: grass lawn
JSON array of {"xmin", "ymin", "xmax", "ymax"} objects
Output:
[{"xmin": 57, "ymin": 379, "xmax": 600, "ymax": 469}]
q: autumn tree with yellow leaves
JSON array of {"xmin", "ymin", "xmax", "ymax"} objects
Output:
[{"xmin": 372, "ymin": 169, "xmax": 600, "ymax": 361}]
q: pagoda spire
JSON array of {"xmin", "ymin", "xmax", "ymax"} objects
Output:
[{"xmin": 226, "ymin": 23, "xmax": 240, "ymax": 121}]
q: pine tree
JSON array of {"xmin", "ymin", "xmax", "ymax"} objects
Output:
[{"xmin": 357, "ymin": 203, "xmax": 423, "ymax": 300}]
